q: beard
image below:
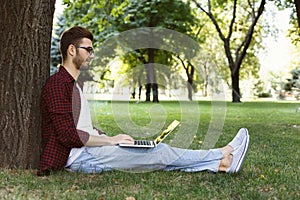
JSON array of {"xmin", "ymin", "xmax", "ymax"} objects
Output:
[{"xmin": 73, "ymin": 54, "xmax": 91, "ymax": 71}]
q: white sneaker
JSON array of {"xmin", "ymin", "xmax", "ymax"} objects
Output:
[
  {"xmin": 226, "ymin": 131, "xmax": 250, "ymax": 173},
  {"xmin": 228, "ymin": 128, "xmax": 248, "ymax": 150}
]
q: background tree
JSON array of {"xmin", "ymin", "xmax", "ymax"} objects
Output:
[
  {"xmin": 63, "ymin": 0, "xmax": 197, "ymax": 102},
  {"xmin": 287, "ymin": 1, "xmax": 300, "ymax": 45},
  {"xmin": 0, "ymin": 0, "xmax": 56, "ymax": 168},
  {"xmin": 111, "ymin": 0, "xmax": 197, "ymax": 102},
  {"xmin": 192, "ymin": 0, "xmax": 266, "ymax": 102},
  {"xmin": 62, "ymin": 0, "xmax": 128, "ymax": 89},
  {"xmin": 280, "ymin": 68, "xmax": 300, "ymax": 100},
  {"xmin": 51, "ymin": 15, "xmax": 66, "ymax": 75},
  {"xmin": 271, "ymin": 0, "xmax": 300, "ymax": 44},
  {"xmin": 176, "ymin": 56, "xmax": 195, "ymax": 100}
]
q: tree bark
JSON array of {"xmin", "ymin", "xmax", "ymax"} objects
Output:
[
  {"xmin": 145, "ymin": 4, "xmax": 159, "ymax": 103},
  {"xmin": 203, "ymin": 62, "xmax": 208, "ymax": 97},
  {"xmin": 231, "ymin": 68, "xmax": 241, "ymax": 103},
  {"xmin": 295, "ymin": 0, "xmax": 300, "ymax": 27},
  {"xmin": 0, "ymin": 0, "xmax": 56, "ymax": 168},
  {"xmin": 187, "ymin": 64, "xmax": 194, "ymax": 101},
  {"xmin": 145, "ymin": 48, "xmax": 159, "ymax": 102}
]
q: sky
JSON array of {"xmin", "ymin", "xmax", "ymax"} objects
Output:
[
  {"xmin": 54, "ymin": 0, "xmax": 66, "ymax": 19},
  {"xmin": 258, "ymin": 3, "xmax": 296, "ymax": 79}
]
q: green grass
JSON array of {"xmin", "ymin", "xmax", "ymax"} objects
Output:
[{"xmin": 1, "ymin": 101, "xmax": 300, "ymax": 199}]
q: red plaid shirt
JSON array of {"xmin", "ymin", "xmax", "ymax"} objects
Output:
[{"xmin": 37, "ymin": 66, "xmax": 103, "ymax": 175}]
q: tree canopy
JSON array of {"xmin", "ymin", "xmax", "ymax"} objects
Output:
[
  {"xmin": 62, "ymin": 0, "xmax": 201, "ymax": 101},
  {"xmin": 53, "ymin": 0, "xmax": 296, "ymax": 102}
]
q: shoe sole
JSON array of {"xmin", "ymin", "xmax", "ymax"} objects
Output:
[{"xmin": 235, "ymin": 129, "xmax": 250, "ymax": 172}]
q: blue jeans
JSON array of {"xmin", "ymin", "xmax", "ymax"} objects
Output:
[{"xmin": 68, "ymin": 143, "xmax": 223, "ymax": 173}]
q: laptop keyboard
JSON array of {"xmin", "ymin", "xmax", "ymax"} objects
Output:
[{"xmin": 134, "ymin": 140, "xmax": 152, "ymax": 146}]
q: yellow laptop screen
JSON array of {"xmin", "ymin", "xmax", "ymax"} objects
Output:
[{"xmin": 154, "ymin": 120, "xmax": 180, "ymax": 145}]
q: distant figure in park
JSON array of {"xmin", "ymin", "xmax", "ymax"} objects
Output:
[{"xmin": 37, "ymin": 26, "xmax": 250, "ymax": 176}]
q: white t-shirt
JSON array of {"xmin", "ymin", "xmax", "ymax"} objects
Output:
[{"xmin": 65, "ymin": 83, "xmax": 99, "ymax": 167}]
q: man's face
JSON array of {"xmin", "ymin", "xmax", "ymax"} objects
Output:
[{"xmin": 73, "ymin": 38, "xmax": 94, "ymax": 71}]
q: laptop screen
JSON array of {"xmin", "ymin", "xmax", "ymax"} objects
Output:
[{"xmin": 154, "ymin": 120, "xmax": 180, "ymax": 145}]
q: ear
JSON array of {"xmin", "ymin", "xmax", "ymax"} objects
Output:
[{"xmin": 67, "ymin": 44, "xmax": 76, "ymax": 57}]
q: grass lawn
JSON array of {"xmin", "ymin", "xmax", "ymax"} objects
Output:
[{"xmin": 1, "ymin": 101, "xmax": 299, "ymax": 199}]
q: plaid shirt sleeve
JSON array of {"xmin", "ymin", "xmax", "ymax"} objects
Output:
[
  {"xmin": 38, "ymin": 67, "xmax": 90, "ymax": 175},
  {"xmin": 47, "ymin": 80, "xmax": 90, "ymax": 147}
]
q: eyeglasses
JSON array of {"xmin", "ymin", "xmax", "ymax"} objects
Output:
[{"xmin": 74, "ymin": 45, "xmax": 94, "ymax": 55}]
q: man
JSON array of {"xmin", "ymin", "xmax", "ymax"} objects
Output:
[{"xmin": 37, "ymin": 26, "xmax": 250, "ymax": 175}]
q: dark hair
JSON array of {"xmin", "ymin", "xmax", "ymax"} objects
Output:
[{"xmin": 60, "ymin": 26, "xmax": 94, "ymax": 60}]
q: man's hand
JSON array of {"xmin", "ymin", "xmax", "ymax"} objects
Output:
[
  {"xmin": 110, "ymin": 134, "xmax": 134, "ymax": 145},
  {"xmin": 85, "ymin": 134, "xmax": 134, "ymax": 146}
]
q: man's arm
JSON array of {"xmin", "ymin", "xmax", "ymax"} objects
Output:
[
  {"xmin": 50, "ymin": 110, "xmax": 134, "ymax": 147},
  {"xmin": 44, "ymin": 77, "xmax": 134, "ymax": 148},
  {"xmin": 85, "ymin": 134, "xmax": 134, "ymax": 146}
]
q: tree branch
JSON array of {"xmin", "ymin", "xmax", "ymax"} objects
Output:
[
  {"xmin": 192, "ymin": 0, "xmax": 226, "ymax": 42},
  {"xmin": 228, "ymin": 0, "xmax": 238, "ymax": 40},
  {"xmin": 235, "ymin": 0, "xmax": 266, "ymax": 70},
  {"xmin": 176, "ymin": 55, "xmax": 187, "ymax": 71}
]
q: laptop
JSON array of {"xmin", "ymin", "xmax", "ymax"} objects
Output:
[{"xmin": 119, "ymin": 120, "xmax": 180, "ymax": 148}]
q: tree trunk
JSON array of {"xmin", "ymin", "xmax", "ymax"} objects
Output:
[
  {"xmin": 145, "ymin": 83, "xmax": 151, "ymax": 101},
  {"xmin": 231, "ymin": 69, "xmax": 241, "ymax": 103},
  {"xmin": 145, "ymin": 48, "xmax": 159, "ymax": 102},
  {"xmin": 177, "ymin": 56, "xmax": 195, "ymax": 101},
  {"xmin": 203, "ymin": 63, "xmax": 208, "ymax": 97},
  {"xmin": 138, "ymin": 68, "xmax": 143, "ymax": 100},
  {"xmin": 0, "ymin": 0, "xmax": 56, "ymax": 168},
  {"xmin": 295, "ymin": 0, "xmax": 300, "ymax": 27},
  {"xmin": 145, "ymin": 10, "xmax": 159, "ymax": 103},
  {"xmin": 187, "ymin": 81, "xmax": 193, "ymax": 101},
  {"xmin": 187, "ymin": 65, "xmax": 194, "ymax": 101}
]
